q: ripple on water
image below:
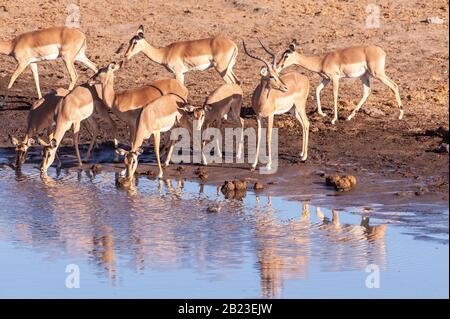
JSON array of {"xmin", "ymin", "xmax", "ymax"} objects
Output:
[{"xmin": 0, "ymin": 165, "xmax": 448, "ymax": 298}]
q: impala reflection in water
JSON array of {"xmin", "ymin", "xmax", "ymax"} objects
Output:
[{"xmin": 0, "ymin": 166, "xmax": 447, "ymax": 298}]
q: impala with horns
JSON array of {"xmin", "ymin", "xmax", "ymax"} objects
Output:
[
  {"xmin": 40, "ymin": 82, "xmax": 118, "ymax": 173},
  {"xmin": 0, "ymin": 26, "xmax": 98, "ymax": 107},
  {"xmin": 243, "ymin": 39, "xmax": 310, "ymax": 171},
  {"xmin": 190, "ymin": 83, "xmax": 245, "ymax": 165},
  {"xmin": 116, "ymin": 93, "xmax": 196, "ymax": 180},
  {"xmin": 124, "ymin": 25, "xmax": 239, "ymax": 84},
  {"xmin": 9, "ymin": 88, "xmax": 69, "ymax": 168},
  {"xmin": 88, "ymin": 62, "xmax": 188, "ymax": 145},
  {"xmin": 276, "ymin": 39, "xmax": 403, "ymax": 124}
]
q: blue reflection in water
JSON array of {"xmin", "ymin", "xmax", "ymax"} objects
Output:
[{"xmin": 0, "ymin": 166, "xmax": 448, "ymax": 298}]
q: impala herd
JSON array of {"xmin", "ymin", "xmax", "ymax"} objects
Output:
[{"xmin": 0, "ymin": 26, "xmax": 403, "ymax": 180}]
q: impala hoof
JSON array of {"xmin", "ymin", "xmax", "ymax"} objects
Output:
[
  {"xmin": 318, "ymin": 112, "xmax": 327, "ymax": 117},
  {"xmin": 346, "ymin": 114, "xmax": 355, "ymax": 121},
  {"xmin": 399, "ymin": 110, "xmax": 404, "ymax": 120},
  {"xmin": 331, "ymin": 118, "xmax": 338, "ymax": 125}
]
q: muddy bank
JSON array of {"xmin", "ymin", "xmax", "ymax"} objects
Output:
[{"xmin": 0, "ymin": 0, "xmax": 448, "ymax": 211}]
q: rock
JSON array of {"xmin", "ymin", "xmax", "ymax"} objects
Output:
[
  {"xmin": 434, "ymin": 143, "xmax": 449, "ymax": 154},
  {"xmin": 223, "ymin": 189, "xmax": 247, "ymax": 200},
  {"xmin": 206, "ymin": 203, "xmax": 221, "ymax": 213},
  {"xmin": 221, "ymin": 180, "xmax": 235, "ymax": 192},
  {"xmin": 325, "ymin": 174, "xmax": 341, "ymax": 186},
  {"xmin": 115, "ymin": 176, "xmax": 133, "ymax": 189},
  {"xmin": 176, "ymin": 166, "xmax": 184, "ymax": 172},
  {"xmin": 396, "ymin": 191, "xmax": 412, "ymax": 197},
  {"xmin": 254, "ymin": 6, "xmax": 270, "ymax": 13},
  {"xmin": 90, "ymin": 164, "xmax": 102, "ymax": 174},
  {"xmin": 415, "ymin": 187, "xmax": 428, "ymax": 196},
  {"xmin": 426, "ymin": 16, "xmax": 444, "ymax": 24},
  {"xmin": 363, "ymin": 107, "xmax": 386, "ymax": 117},
  {"xmin": 198, "ymin": 172, "xmax": 208, "ymax": 181},
  {"xmin": 194, "ymin": 167, "xmax": 205, "ymax": 176},
  {"xmin": 220, "ymin": 180, "xmax": 248, "ymax": 198},
  {"xmin": 325, "ymin": 174, "xmax": 356, "ymax": 192},
  {"xmin": 254, "ymin": 182, "xmax": 264, "ymax": 190},
  {"xmin": 233, "ymin": 179, "xmax": 247, "ymax": 191}
]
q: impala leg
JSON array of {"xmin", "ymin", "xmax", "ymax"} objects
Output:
[
  {"xmin": 331, "ymin": 78, "xmax": 340, "ymax": 125},
  {"xmin": 294, "ymin": 99, "xmax": 310, "ymax": 161},
  {"xmin": 237, "ymin": 117, "xmax": 245, "ymax": 159},
  {"xmin": 72, "ymin": 122, "xmax": 82, "ymax": 168},
  {"xmin": 215, "ymin": 121, "xmax": 222, "ymax": 158},
  {"xmin": 175, "ymin": 72, "xmax": 185, "ymax": 84},
  {"xmin": 316, "ymin": 78, "xmax": 330, "ymax": 117},
  {"xmin": 75, "ymin": 49, "xmax": 98, "ymax": 72},
  {"xmin": 347, "ymin": 73, "xmax": 371, "ymax": 121},
  {"xmin": 96, "ymin": 102, "xmax": 118, "ymax": 148},
  {"xmin": 63, "ymin": 57, "xmax": 78, "ymax": 90},
  {"xmin": 84, "ymin": 117, "xmax": 99, "ymax": 162},
  {"xmin": 201, "ymin": 139, "xmax": 208, "ymax": 165},
  {"xmin": 164, "ymin": 139, "xmax": 175, "ymax": 167},
  {"xmin": 376, "ymin": 73, "xmax": 403, "ymax": 120},
  {"xmin": 153, "ymin": 131, "xmax": 163, "ymax": 179},
  {"xmin": 0, "ymin": 62, "xmax": 29, "ymax": 107},
  {"xmin": 29, "ymin": 63, "xmax": 42, "ymax": 99},
  {"xmin": 252, "ymin": 116, "xmax": 262, "ymax": 171},
  {"xmin": 266, "ymin": 114, "xmax": 274, "ymax": 170}
]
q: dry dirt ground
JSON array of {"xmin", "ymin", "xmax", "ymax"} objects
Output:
[{"xmin": 0, "ymin": 0, "xmax": 448, "ymax": 207}]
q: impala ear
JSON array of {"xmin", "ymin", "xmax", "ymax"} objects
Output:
[
  {"xmin": 116, "ymin": 148, "xmax": 129, "ymax": 156},
  {"xmin": 137, "ymin": 25, "xmax": 144, "ymax": 37},
  {"xmin": 260, "ymin": 66, "xmax": 268, "ymax": 77},
  {"xmin": 176, "ymin": 101, "xmax": 196, "ymax": 112},
  {"xmin": 9, "ymin": 134, "xmax": 19, "ymax": 146},
  {"xmin": 27, "ymin": 138, "xmax": 35, "ymax": 146},
  {"xmin": 289, "ymin": 39, "xmax": 298, "ymax": 51}
]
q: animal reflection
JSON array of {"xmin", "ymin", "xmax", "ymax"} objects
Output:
[
  {"xmin": 0, "ymin": 171, "xmax": 387, "ymax": 296},
  {"xmin": 254, "ymin": 203, "xmax": 387, "ymax": 297}
]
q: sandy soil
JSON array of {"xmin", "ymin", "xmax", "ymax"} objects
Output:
[{"xmin": 0, "ymin": 0, "xmax": 448, "ymax": 207}]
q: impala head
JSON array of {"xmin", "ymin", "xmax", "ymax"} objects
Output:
[
  {"xmin": 116, "ymin": 148, "xmax": 143, "ymax": 179},
  {"xmin": 39, "ymin": 138, "xmax": 57, "ymax": 173},
  {"xmin": 177, "ymin": 102, "xmax": 205, "ymax": 130},
  {"xmin": 276, "ymin": 39, "xmax": 298, "ymax": 72},
  {"xmin": 243, "ymin": 39, "xmax": 288, "ymax": 92},
  {"xmin": 89, "ymin": 62, "xmax": 121, "ymax": 87},
  {"xmin": 125, "ymin": 25, "xmax": 146, "ymax": 60},
  {"xmin": 9, "ymin": 135, "xmax": 35, "ymax": 167}
]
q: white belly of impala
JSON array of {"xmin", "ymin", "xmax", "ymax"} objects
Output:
[
  {"xmin": 30, "ymin": 45, "xmax": 60, "ymax": 62},
  {"xmin": 190, "ymin": 62, "xmax": 212, "ymax": 71},
  {"xmin": 343, "ymin": 63, "xmax": 367, "ymax": 78},
  {"xmin": 274, "ymin": 96, "xmax": 294, "ymax": 115}
]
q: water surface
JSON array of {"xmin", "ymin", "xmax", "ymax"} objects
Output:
[{"xmin": 0, "ymin": 166, "xmax": 448, "ymax": 298}]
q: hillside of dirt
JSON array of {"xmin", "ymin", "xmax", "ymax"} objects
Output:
[{"xmin": 0, "ymin": 0, "xmax": 448, "ymax": 201}]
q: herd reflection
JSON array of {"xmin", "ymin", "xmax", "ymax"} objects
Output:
[{"xmin": 0, "ymin": 168, "xmax": 388, "ymax": 298}]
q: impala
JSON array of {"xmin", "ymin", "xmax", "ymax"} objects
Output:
[
  {"xmin": 9, "ymin": 88, "xmax": 69, "ymax": 167},
  {"xmin": 124, "ymin": 25, "xmax": 239, "ymax": 84},
  {"xmin": 0, "ymin": 26, "xmax": 97, "ymax": 107},
  {"xmin": 40, "ymin": 83, "xmax": 118, "ymax": 173},
  {"xmin": 276, "ymin": 39, "xmax": 403, "ymax": 124},
  {"xmin": 88, "ymin": 62, "xmax": 188, "ymax": 145},
  {"xmin": 243, "ymin": 40, "xmax": 310, "ymax": 171},
  {"xmin": 190, "ymin": 83, "xmax": 244, "ymax": 165},
  {"xmin": 116, "ymin": 93, "xmax": 196, "ymax": 180}
]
